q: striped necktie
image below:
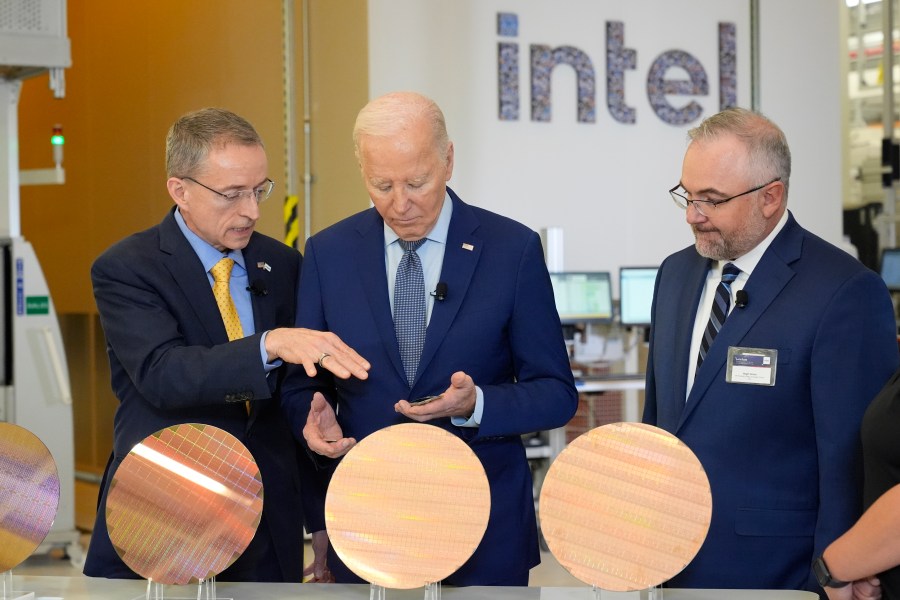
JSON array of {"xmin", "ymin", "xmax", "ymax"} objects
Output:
[
  {"xmin": 697, "ymin": 262, "xmax": 740, "ymax": 370},
  {"xmin": 394, "ymin": 239, "xmax": 427, "ymax": 387}
]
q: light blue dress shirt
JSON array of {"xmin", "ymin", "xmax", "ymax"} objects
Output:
[
  {"xmin": 174, "ymin": 209, "xmax": 275, "ymax": 370},
  {"xmin": 383, "ymin": 193, "xmax": 483, "ymax": 426}
]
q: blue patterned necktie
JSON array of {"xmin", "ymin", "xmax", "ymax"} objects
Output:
[
  {"xmin": 394, "ymin": 239, "xmax": 427, "ymax": 386},
  {"xmin": 697, "ymin": 262, "xmax": 741, "ymax": 370}
]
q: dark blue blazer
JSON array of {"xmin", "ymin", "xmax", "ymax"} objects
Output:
[
  {"xmin": 283, "ymin": 189, "xmax": 577, "ymax": 585},
  {"xmin": 644, "ymin": 212, "xmax": 899, "ymax": 592},
  {"xmin": 84, "ymin": 208, "xmax": 316, "ymax": 582}
]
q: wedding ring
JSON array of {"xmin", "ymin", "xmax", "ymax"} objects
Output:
[{"xmin": 317, "ymin": 352, "xmax": 331, "ymax": 367}]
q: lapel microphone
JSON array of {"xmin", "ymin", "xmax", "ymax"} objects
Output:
[
  {"xmin": 430, "ymin": 282, "xmax": 448, "ymax": 301},
  {"xmin": 735, "ymin": 289, "xmax": 748, "ymax": 308},
  {"xmin": 247, "ymin": 280, "xmax": 268, "ymax": 297}
]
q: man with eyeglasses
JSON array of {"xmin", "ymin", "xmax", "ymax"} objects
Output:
[
  {"xmin": 84, "ymin": 108, "xmax": 370, "ymax": 583},
  {"xmin": 643, "ymin": 107, "xmax": 898, "ymax": 593}
]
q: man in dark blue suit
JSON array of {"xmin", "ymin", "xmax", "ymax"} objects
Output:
[
  {"xmin": 84, "ymin": 108, "xmax": 369, "ymax": 583},
  {"xmin": 282, "ymin": 92, "xmax": 578, "ymax": 586},
  {"xmin": 644, "ymin": 108, "xmax": 898, "ymax": 593}
]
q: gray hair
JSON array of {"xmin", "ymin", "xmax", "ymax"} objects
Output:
[
  {"xmin": 352, "ymin": 92, "xmax": 451, "ymax": 163},
  {"xmin": 165, "ymin": 107, "xmax": 263, "ymax": 178},
  {"xmin": 688, "ymin": 107, "xmax": 791, "ymax": 199}
]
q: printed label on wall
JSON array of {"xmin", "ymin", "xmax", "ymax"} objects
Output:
[{"xmin": 25, "ymin": 296, "xmax": 49, "ymax": 315}]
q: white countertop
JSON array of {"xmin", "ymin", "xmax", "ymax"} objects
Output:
[{"xmin": 11, "ymin": 575, "xmax": 819, "ymax": 600}]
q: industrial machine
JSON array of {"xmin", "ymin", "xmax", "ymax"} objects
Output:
[{"xmin": 0, "ymin": 0, "xmax": 80, "ymax": 561}]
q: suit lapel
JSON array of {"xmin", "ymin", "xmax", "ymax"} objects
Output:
[
  {"xmin": 356, "ymin": 194, "xmax": 483, "ymax": 389},
  {"xmin": 415, "ymin": 193, "xmax": 480, "ymax": 388},
  {"xmin": 158, "ymin": 210, "xmax": 225, "ymax": 344},
  {"xmin": 240, "ymin": 238, "xmax": 271, "ymax": 425},
  {"xmin": 354, "ymin": 210, "xmax": 409, "ymax": 384},
  {"xmin": 242, "ymin": 238, "xmax": 276, "ymax": 333},
  {"xmin": 670, "ymin": 255, "xmax": 712, "ymax": 421},
  {"xmin": 680, "ymin": 213, "xmax": 801, "ymax": 429},
  {"xmin": 160, "ymin": 209, "xmax": 269, "ymax": 424}
]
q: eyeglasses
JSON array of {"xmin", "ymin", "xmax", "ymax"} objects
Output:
[
  {"xmin": 184, "ymin": 176, "xmax": 275, "ymax": 204},
  {"xmin": 669, "ymin": 177, "xmax": 781, "ymax": 216}
]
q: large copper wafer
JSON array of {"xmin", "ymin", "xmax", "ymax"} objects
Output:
[
  {"xmin": 106, "ymin": 423, "xmax": 262, "ymax": 585},
  {"xmin": 0, "ymin": 422, "xmax": 60, "ymax": 572},
  {"xmin": 539, "ymin": 422, "xmax": 711, "ymax": 591},
  {"xmin": 326, "ymin": 423, "xmax": 490, "ymax": 588}
]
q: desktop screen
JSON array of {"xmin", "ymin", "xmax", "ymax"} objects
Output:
[
  {"xmin": 881, "ymin": 248, "xmax": 900, "ymax": 291},
  {"xmin": 549, "ymin": 272, "xmax": 613, "ymax": 324},
  {"xmin": 619, "ymin": 266, "xmax": 659, "ymax": 326}
]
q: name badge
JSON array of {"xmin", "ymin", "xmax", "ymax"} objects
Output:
[{"xmin": 726, "ymin": 347, "xmax": 777, "ymax": 386}]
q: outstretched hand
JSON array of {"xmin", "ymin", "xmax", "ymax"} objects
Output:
[
  {"xmin": 303, "ymin": 392, "xmax": 356, "ymax": 458},
  {"xmin": 394, "ymin": 371, "xmax": 477, "ymax": 422},
  {"xmin": 266, "ymin": 328, "xmax": 370, "ymax": 380}
]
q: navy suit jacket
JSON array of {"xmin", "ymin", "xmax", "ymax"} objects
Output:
[
  {"xmin": 644, "ymin": 212, "xmax": 899, "ymax": 592},
  {"xmin": 84, "ymin": 208, "xmax": 317, "ymax": 582},
  {"xmin": 282, "ymin": 189, "xmax": 577, "ymax": 585}
]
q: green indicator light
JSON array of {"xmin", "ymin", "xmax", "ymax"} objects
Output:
[{"xmin": 51, "ymin": 134, "xmax": 65, "ymax": 146}]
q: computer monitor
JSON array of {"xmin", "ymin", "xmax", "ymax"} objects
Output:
[
  {"xmin": 880, "ymin": 248, "xmax": 900, "ymax": 291},
  {"xmin": 619, "ymin": 266, "xmax": 659, "ymax": 327},
  {"xmin": 549, "ymin": 271, "xmax": 613, "ymax": 324}
]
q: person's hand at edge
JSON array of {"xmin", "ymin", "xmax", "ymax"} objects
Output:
[{"xmin": 302, "ymin": 530, "xmax": 334, "ymax": 583}]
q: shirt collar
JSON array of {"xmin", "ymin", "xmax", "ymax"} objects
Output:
[
  {"xmin": 174, "ymin": 208, "xmax": 246, "ymax": 272},
  {"xmin": 727, "ymin": 209, "xmax": 789, "ymax": 276},
  {"xmin": 383, "ymin": 190, "xmax": 453, "ymax": 249}
]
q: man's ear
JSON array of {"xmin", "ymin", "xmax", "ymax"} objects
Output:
[
  {"xmin": 167, "ymin": 177, "xmax": 187, "ymax": 209},
  {"xmin": 760, "ymin": 180, "xmax": 784, "ymax": 219},
  {"xmin": 444, "ymin": 142, "xmax": 455, "ymax": 181}
]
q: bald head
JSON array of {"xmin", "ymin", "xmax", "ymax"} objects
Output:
[
  {"xmin": 352, "ymin": 91, "xmax": 454, "ymax": 241},
  {"xmin": 353, "ymin": 92, "xmax": 451, "ymax": 166}
]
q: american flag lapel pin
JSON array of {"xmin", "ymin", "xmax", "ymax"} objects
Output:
[
  {"xmin": 461, "ymin": 243, "xmax": 474, "ymax": 251},
  {"xmin": 257, "ymin": 262, "xmax": 272, "ymax": 272}
]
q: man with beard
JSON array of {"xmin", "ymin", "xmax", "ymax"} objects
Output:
[{"xmin": 643, "ymin": 107, "xmax": 898, "ymax": 594}]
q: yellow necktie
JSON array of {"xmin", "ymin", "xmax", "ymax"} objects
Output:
[
  {"xmin": 210, "ymin": 257, "xmax": 244, "ymax": 341},
  {"xmin": 210, "ymin": 257, "xmax": 249, "ymax": 414}
]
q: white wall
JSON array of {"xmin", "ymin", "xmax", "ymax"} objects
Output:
[
  {"xmin": 757, "ymin": 0, "xmax": 844, "ymax": 245},
  {"xmin": 367, "ymin": 1, "xmax": 843, "ymax": 293}
]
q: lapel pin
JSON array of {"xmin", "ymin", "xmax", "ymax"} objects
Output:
[
  {"xmin": 461, "ymin": 243, "xmax": 474, "ymax": 251},
  {"xmin": 257, "ymin": 262, "xmax": 272, "ymax": 272}
]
